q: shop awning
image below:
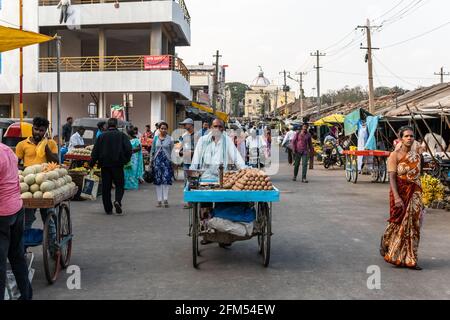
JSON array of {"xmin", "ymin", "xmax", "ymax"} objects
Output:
[
  {"xmin": 313, "ymin": 114, "xmax": 345, "ymax": 126},
  {"xmin": 0, "ymin": 25, "xmax": 54, "ymax": 53},
  {"xmin": 191, "ymin": 102, "xmax": 229, "ymax": 123}
]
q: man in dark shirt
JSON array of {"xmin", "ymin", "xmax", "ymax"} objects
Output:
[
  {"xmin": 90, "ymin": 118, "xmax": 132, "ymax": 215},
  {"xmin": 292, "ymin": 124, "xmax": 314, "ymax": 183},
  {"xmin": 62, "ymin": 117, "xmax": 73, "ymax": 144}
]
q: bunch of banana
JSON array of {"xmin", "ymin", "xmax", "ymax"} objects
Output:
[{"xmin": 421, "ymin": 174, "xmax": 445, "ymax": 207}]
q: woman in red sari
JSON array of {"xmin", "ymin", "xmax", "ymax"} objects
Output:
[{"xmin": 380, "ymin": 126, "xmax": 425, "ymax": 270}]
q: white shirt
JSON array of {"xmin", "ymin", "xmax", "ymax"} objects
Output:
[
  {"xmin": 190, "ymin": 132, "xmax": 246, "ymax": 180},
  {"xmin": 245, "ymin": 135, "xmax": 267, "ymax": 149},
  {"xmin": 57, "ymin": 0, "xmax": 71, "ymax": 7},
  {"xmin": 282, "ymin": 130, "xmax": 295, "ymax": 147},
  {"xmin": 423, "ymin": 133, "xmax": 446, "ymax": 155},
  {"xmin": 68, "ymin": 132, "xmax": 84, "ymax": 150}
]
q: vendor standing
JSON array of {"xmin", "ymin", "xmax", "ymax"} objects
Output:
[
  {"xmin": 68, "ymin": 126, "xmax": 86, "ymax": 151},
  {"xmin": 190, "ymin": 119, "xmax": 246, "ymax": 180},
  {"xmin": 15, "ymin": 117, "xmax": 59, "ymax": 231},
  {"xmin": 190, "ymin": 119, "xmax": 246, "ymax": 246}
]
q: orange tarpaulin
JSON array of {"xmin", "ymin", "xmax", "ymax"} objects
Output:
[{"xmin": 0, "ymin": 25, "xmax": 54, "ymax": 53}]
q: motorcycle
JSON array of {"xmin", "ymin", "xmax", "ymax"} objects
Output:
[{"xmin": 322, "ymin": 142, "xmax": 344, "ymax": 169}]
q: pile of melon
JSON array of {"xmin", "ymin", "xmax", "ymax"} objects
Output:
[{"xmin": 19, "ymin": 163, "xmax": 76, "ymax": 200}]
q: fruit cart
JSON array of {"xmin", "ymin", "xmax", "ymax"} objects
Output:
[
  {"xmin": 343, "ymin": 150, "xmax": 391, "ymax": 184},
  {"xmin": 23, "ymin": 186, "xmax": 77, "ymax": 284},
  {"xmin": 184, "ymin": 169, "xmax": 280, "ymax": 269}
]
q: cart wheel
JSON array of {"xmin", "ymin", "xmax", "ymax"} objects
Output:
[
  {"xmin": 257, "ymin": 203, "xmax": 264, "ymax": 254},
  {"xmin": 345, "ymin": 155, "xmax": 352, "ymax": 182},
  {"xmin": 192, "ymin": 204, "xmax": 199, "ymax": 269},
  {"xmin": 351, "ymin": 156, "xmax": 358, "ymax": 184},
  {"xmin": 379, "ymin": 157, "xmax": 387, "ymax": 183},
  {"xmin": 260, "ymin": 202, "xmax": 271, "ymax": 268},
  {"xmin": 371, "ymin": 157, "xmax": 380, "ymax": 183},
  {"xmin": 43, "ymin": 211, "xmax": 60, "ymax": 284},
  {"xmin": 58, "ymin": 203, "xmax": 72, "ymax": 269}
]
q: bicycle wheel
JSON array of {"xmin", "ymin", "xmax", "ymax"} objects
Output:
[
  {"xmin": 371, "ymin": 157, "xmax": 380, "ymax": 183},
  {"xmin": 192, "ymin": 204, "xmax": 199, "ymax": 269},
  {"xmin": 261, "ymin": 202, "xmax": 271, "ymax": 268},
  {"xmin": 379, "ymin": 157, "xmax": 387, "ymax": 183},
  {"xmin": 58, "ymin": 203, "xmax": 72, "ymax": 269},
  {"xmin": 345, "ymin": 155, "xmax": 352, "ymax": 182},
  {"xmin": 257, "ymin": 203, "xmax": 264, "ymax": 254},
  {"xmin": 43, "ymin": 211, "xmax": 60, "ymax": 284},
  {"xmin": 351, "ymin": 156, "xmax": 358, "ymax": 184}
]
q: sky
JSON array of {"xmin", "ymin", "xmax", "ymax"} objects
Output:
[{"xmin": 177, "ymin": 0, "xmax": 450, "ymax": 97}]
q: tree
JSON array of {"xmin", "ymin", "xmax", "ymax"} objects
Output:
[{"xmin": 225, "ymin": 82, "xmax": 250, "ymax": 117}]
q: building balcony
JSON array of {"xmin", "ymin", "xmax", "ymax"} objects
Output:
[
  {"xmin": 38, "ymin": 0, "xmax": 191, "ymax": 45},
  {"xmin": 37, "ymin": 55, "xmax": 191, "ymax": 98},
  {"xmin": 39, "ymin": 55, "xmax": 189, "ymax": 81},
  {"xmin": 38, "ymin": 0, "xmax": 190, "ymax": 24}
]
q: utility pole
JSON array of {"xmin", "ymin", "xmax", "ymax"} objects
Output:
[
  {"xmin": 212, "ymin": 50, "xmax": 222, "ymax": 114},
  {"xmin": 289, "ymin": 72, "xmax": 307, "ymax": 118},
  {"xmin": 279, "ymin": 70, "xmax": 290, "ymax": 117},
  {"xmin": 434, "ymin": 67, "xmax": 450, "ymax": 84},
  {"xmin": 310, "ymin": 50, "xmax": 326, "ymax": 116},
  {"xmin": 358, "ymin": 19, "xmax": 380, "ymax": 114}
]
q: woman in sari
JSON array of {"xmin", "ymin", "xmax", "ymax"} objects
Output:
[
  {"xmin": 380, "ymin": 126, "xmax": 425, "ymax": 270},
  {"xmin": 124, "ymin": 127, "xmax": 144, "ymax": 190}
]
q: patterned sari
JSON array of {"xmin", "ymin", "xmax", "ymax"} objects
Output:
[
  {"xmin": 380, "ymin": 150, "xmax": 424, "ymax": 268},
  {"xmin": 124, "ymin": 138, "xmax": 144, "ymax": 190}
]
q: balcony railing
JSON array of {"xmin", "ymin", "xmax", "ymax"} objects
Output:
[
  {"xmin": 39, "ymin": 55, "xmax": 190, "ymax": 81},
  {"xmin": 39, "ymin": 0, "xmax": 191, "ymax": 24}
]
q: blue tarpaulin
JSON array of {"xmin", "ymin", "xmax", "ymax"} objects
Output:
[{"xmin": 365, "ymin": 116, "xmax": 380, "ymax": 150}]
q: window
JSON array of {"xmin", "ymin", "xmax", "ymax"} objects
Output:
[{"xmin": 248, "ymin": 99, "xmax": 252, "ymax": 104}]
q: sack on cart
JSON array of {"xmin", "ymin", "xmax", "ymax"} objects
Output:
[
  {"xmin": 208, "ymin": 217, "xmax": 254, "ymax": 237},
  {"xmin": 80, "ymin": 172, "xmax": 100, "ymax": 201}
]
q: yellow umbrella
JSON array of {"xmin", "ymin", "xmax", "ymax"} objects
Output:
[
  {"xmin": 313, "ymin": 114, "xmax": 345, "ymax": 126},
  {"xmin": 0, "ymin": 25, "xmax": 54, "ymax": 53}
]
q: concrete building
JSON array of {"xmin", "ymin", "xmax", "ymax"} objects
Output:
[
  {"xmin": 0, "ymin": 0, "xmax": 192, "ymax": 132},
  {"xmin": 187, "ymin": 62, "xmax": 226, "ymax": 110},
  {"xmin": 244, "ymin": 69, "xmax": 295, "ymax": 119}
]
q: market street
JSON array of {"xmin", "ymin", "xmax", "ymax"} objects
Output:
[{"xmin": 30, "ymin": 152, "xmax": 450, "ymax": 300}]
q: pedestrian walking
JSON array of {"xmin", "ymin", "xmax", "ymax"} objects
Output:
[
  {"xmin": 62, "ymin": 116, "xmax": 73, "ymax": 144},
  {"xmin": 90, "ymin": 118, "xmax": 132, "ymax": 215},
  {"xmin": 380, "ymin": 126, "xmax": 426, "ymax": 270},
  {"xmin": 124, "ymin": 126, "xmax": 144, "ymax": 190},
  {"xmin": 151, "ymin": 122, "xmax": 174, "ymax": 208},
  {"xmin": 0, "ymin": 143, "xmax": 33, "ymax": 300},
  {"xmin": 282, "ymin": 126, "xmax": 295, "ymax": 165},
  {"xmin": 179, "ymin": 118, "xmax": 195, "ymax": 208},
  {"xmin": 292, "ymin": 124, "xmax": 313, "ymax": 183}
]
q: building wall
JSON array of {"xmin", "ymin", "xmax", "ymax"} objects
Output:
[
  {"xmin": 244, "ymin": 88, "xmax": 296, "ymax": 118},
  {"xmin": 38, "ymin": 1, "xmax": 191, "ymax": 45}
]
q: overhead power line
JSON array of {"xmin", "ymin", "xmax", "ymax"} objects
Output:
[
  {"xmin": 372, "ymin": 54, "xmax": 419, "ymax": 87},
  {"xmin": 381, "ymin": 20, "xmax": 450, "ymax": 49}
]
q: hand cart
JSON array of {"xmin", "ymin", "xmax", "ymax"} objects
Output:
[
  {"xmin": 184, "ymin": 186, "xmax": 280, "ymax": 269},
  {"xmin": 23, "ymin": 187, "xmax": 77, "ymax": 284},
  {"xmin": 343, "ymin": 150, "xmax": 391, "ymax": 184}
]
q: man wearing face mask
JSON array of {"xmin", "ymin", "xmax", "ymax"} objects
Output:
[
  {"xmin": 190, "ymin": 119, "xmax": 246, "ymax": 181},
  {"xmin": 16, "ymin": 117, "xmax": 59, "ymax": 231}
]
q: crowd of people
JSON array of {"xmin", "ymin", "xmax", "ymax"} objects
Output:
[{"xmin": 0, "ymin": 112, "xmax": 437, "ymax": 300}]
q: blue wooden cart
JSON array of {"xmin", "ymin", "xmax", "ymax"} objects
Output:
[{"xmin": 184, "ymin": 186, "xmax": 280, "ymax": 268}]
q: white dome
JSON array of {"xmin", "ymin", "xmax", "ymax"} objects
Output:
[{"xmin": 251, "ymin": 71, "xmax": 270, "ymax": 88}]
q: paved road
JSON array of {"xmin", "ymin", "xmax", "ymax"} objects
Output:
[{"xmin": 31, "ymin": 152, "xmax": 450, "ymax": 300}]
